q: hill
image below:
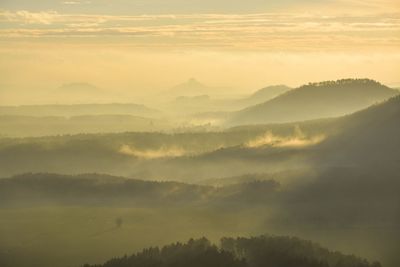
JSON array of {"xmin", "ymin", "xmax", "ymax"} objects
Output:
[
  {"xmin": 0, "ymin": 114, "xmax": 172, "ymax": 137},
  {"xmin": 238, "ymin": 85, "xmax": 292, "ymax": 107},
  {"xmin": 161, "ymin": 85, "xmax": 291, "ymax": 117},
  {"xmin": 134, "ymin": 94, "xmax": 400, "ymax": 181},
  {"xmin": 0, "ymin": 173, "xmax": 212, "ymax": 207},
  {"xmin": 167, "ymin": 78, "xmax": 212, "ymax": 97},
  {"xmin": 228, "ymin": 79, "xmax": 398, "ymax": 126},
  {"xmin": 1, "ymin": 96, "xmax": 400, "ymax": 266},
  {"xmin": 312, "ymin": 94, "xmax": 400, "ymax": 165},
  {"xmin": 0, "ymin": 95, "xmax": 398, "ymax": 182},
  {"xmin": 0, "ymin": 95, "xmax": 399, "ymax": 181},
  {"xmin": 83, "ymin": 236, "xmax": 380, "ymax": 267}
]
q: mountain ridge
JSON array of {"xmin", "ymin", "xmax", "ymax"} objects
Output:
[{"xmin": 228, "ymin": 78, "xmax": 399, "ymax": 126}]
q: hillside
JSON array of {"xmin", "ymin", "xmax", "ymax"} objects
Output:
[
  {"xmin": 0, "ymin": 95, "xmax": 398, "ymax": 183},
  {"xmin": 1, "ymin": 97, "xmax": 399, "ymax": 267},
  {"xmin": 0, "ymin": 173, "xmax": 212, "ymax": 206},
  {"xmin": 314, "ymin": 94, "xmax": 400, "ymax": 165},
  {"xmin": 162, "ymin": 85, "xmax": 292, "ymax": 117},
  {"xmin": 166, "ymin": 78, "xmax": 212, "ymax": 97},
  {"xmin": 0, "ymin": 119, "xmax": 330, "ymax": 178},
  {"xmin": 0, "ymin": 95, "xmax": 399, "ymax": 181},
  {"xmin": 0, "ymin": 114, "xmax": 172, "ymax": 137},
  {"xmin": 228, "ymin": 79, "xmax": 398, "ymax": 126},
  {"xmin": 83, "ymin": 236, "xmax": 380, "ymax": 267},
  {"xmin": 139, "ymin": 95, "xmax": 400, "ymax": 181},
  {"xmin": 238, "ymin": 85, "xmax": 292, "ymax": 107}
]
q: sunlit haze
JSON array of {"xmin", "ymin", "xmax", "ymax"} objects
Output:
[
  {"xmin": 1, "ymin": 2, "xmax": 400, "ymax": 267},
  {"xmin": 1, "ymin": 0, "xmax": 399, "ymax": 104}
]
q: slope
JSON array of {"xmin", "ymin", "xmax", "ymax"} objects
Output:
[{"xmin": 228, "ymin": 79, "xmax": 398, "ymax": 126}]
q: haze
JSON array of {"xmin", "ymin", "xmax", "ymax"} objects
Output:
[
  {"xmin": 1, "ymin": 1, "xmax": 400, "ymax": 267},
  {"xmin": 1, "ymin": 0, "xmax": 400, "ymax": 104}
]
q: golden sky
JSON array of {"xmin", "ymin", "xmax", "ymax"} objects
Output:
[{"xmin": 0, "ymin": 0, "xmax": 399, "ymax": 104}]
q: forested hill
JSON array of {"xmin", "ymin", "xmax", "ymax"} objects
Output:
[
  {"xmin": 82, "ymin": 235, "xmax": 381, "ymax": 267},
  {"xmin": 237, "ymin": 85, "xmax": 292, "ymax": 106},
  {"xmin": 315, "ymin": 94, "xmax": 400, "ymax": 165},
  {"xmin": 0, "ymin": 173, "xmax": 212, "ymax": 206},
  {"xmin": 0, "ymin": 173, "xmax": 281, "ymax": 207},
  {"xmin": 228, "ymin": 79, "xmax": 398, "ymax": 126}
]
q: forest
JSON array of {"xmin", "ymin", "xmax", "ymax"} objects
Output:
[
  {"xmin": 0, "ymin": 79, "xmax": 399, "ymax": 267},
  {"xmin": 83, "ymin": 236, "xmax": 381, "ymax": 267}
]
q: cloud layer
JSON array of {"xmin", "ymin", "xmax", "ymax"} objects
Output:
[{"xmin": 1, "ymin": 10, "xmax": 399, "ymax": 50}]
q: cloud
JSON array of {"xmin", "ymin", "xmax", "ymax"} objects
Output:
[
  {"xmin": 245, "ymin": 126, "xmax": 325, "ymax": 148},
  {"xmin": 1, "ymin": 10, "xmax": 59, "ymax": 25},
  {"xmin": 63, "ymin": 1, "xmax": 81, "ymax": 5},
  {"xmin": 0, "ymin": 10, "xmax": 398, "ymax": 51},
  {"xmin": 119, "ymin": 145, "xmax": 186, "ymax": 159},
  {"xmin": 63, "ymin": 1, "xmax": 91, "ymax": 5}
]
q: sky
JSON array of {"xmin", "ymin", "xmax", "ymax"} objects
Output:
[{"xmin": 0, "ymin": 0, "xmax": 399, "ymax": 104}]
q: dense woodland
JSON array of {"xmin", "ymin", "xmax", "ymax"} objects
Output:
[
  {"xmin": 229, "ymin": 79, "xmax": 398, "ymax": 125},
  {"xmin": 83, "ymin": 236, "xmax": 380, "ymax": 267}
]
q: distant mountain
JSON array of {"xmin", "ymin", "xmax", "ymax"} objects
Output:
[
  {"xmin": 238, "ymin": 85, "xmax": 292, "ymax": 106},
  {"xmin": 228, "ymin": 79, "xmax": 398, "ymax": 126},
  {"xmin": 168, "ymin": 78, "xmax": 211, "ymax": 97},
  {"xmin": 162, "ymin": 83, "xmax": 291, "ymax": 116}
]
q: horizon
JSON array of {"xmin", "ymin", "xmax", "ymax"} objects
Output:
[
  {"xmin": 1, "ymin": 0, "xmax": 400, "ymax": 105},
  {"xmin": 0, "ymin": 76, "xmax": 398, "ymax": 106}
]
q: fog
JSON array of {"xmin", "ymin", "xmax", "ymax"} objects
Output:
[
  {"xmin": 1, "ymin": 1, "xmax": 399, "ymax": 266},
  {"xmin": 0, "ymin": 94, "xmax": 399, "ymax": 267},
  {"xmin": 245, "ymin": 126, "xmax": 325, "ymax": 148},
  {"xmin": 2, "ymin": 50, "xmax": 400, "ymax": 106}
]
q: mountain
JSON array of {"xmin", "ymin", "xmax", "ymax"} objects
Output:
[
  {"xmin": 160, "ymin": 84, "xmax": 291, "ymax": 118},
  {"xmin": 228, "ymin": 79, "xmax": 399, "ymax": 126},
  {"xmin": 238, "ymin": 85, "xmax": 292, "ymax": 106},
  {"xmin": 168, "ymin": 78, "xmax": 211, "ymax": 97}
]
